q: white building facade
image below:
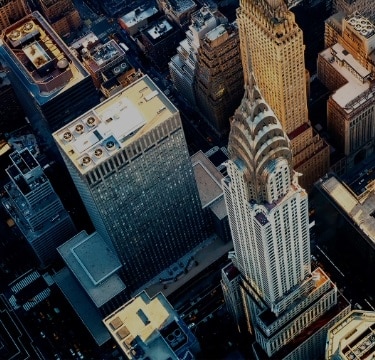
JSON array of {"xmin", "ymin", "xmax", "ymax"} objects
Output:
[{"xmin": 221, "ymin": 76, "xmax": 350, "ymax": 359}]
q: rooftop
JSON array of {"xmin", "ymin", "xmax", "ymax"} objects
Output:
[
  {"xmin": 103, "ymin": 291, "xmax": 184, "ymax": 359},
  {"xmin": 53, "ymin": 267, "xmax": 111, "ymax": 346},
  {"xmin": 320, "ymin": 43, "xmax": 373, "ymax": 112},
  {"xmin": 346, "ymin": 13, "xmax": 375, "ymax": 40},
  {"xmin": 191, "ymin": 150, "xmax": 223, "ymax": 208},
  {"xmin": 70, "ymin": 32, "xmax": 99, "ymax": 50},
  {"xmin": 165, "ymin": 0, "xmax": 196, "ymax": 14},
  {"xmin": 145, "ymin": 18, "xmax": 174, "ymax": 42},
  {"xmin": 0, "ymin": 11, "xmax": 90, "ymax": 104},
  {"xmin": 319, "ymin": 174, "xmax": 375, "ymax": 246},
  {"xmin": 326, "ymin": 310, "xmax": 375, "ymax": 360},
  {"xmin": 57, "ymin": 230, "xmax": 126, "ymax": 308},
  {"xmin": 119, "ymin": 6, "xmax": 158, "ymax": 28},
  {"xmin": 88, "ymin": 40, "xmax": 125, "ymax": 70},
  {"xmin": 53, "ymin": 75, "xmax": 177, "ymax": 175}
]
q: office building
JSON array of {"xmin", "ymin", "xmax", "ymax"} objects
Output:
[
  {"xmin": 324, "ymin": 12, "xmax": 375, "ymax": 73},
  {"xmin": 54, "ymin": 230, "xmax": 127, "ymax": 345},
  {"xmin": 169, "ymin": 6, "xmax": 227, "ymax": 106},
  {"xmin": 2, "ymin": 149, "xmax": 77, "ymax": 268},
  {"xmin": 80, "ymin": 39, "xmax": 126, "ymax": 88},
  {"xmin": 318, "ymin": 13, "xmax": 375, "ymax": 171},
  {"xmin": 139, "ymin": 17, "xmax": 181, "ymax": 71},
  {"xmin": 33, "ymin": 0, "xmax": 81, "ymax": 37},
  {"xmin": 221, "ymin": 72, "xmax": 350, "ymax": 358},
  {"xmin": 0, "ymin": 11, "xmax": 98, "ymax": 152},
  {"xmin": 76, "ymin": 36, "xmax": 144, "ymax": 96},
  {"xmin": 118, "ymin": 6, "xmax": 159, "ymax": 37},
  {"xmin": 0, "ymin": 70, "xmax": 26, "ymax": 135},
  {"xmin": 326, "ymin": 310, "xmax": 375, "ymax": 359},
  {"xmin": 237, "ymin": 0, "xmax": 330, "ymax": 191},
  {"xmin": 313, "ymin": 172, "xmax": 375, "ymax": 299},
  {"xmin": 333, "ymin": 0, "xmax": 375, "ymax": 22},
  {"xmin": 103, "ymin": 290, "xmax": 200, "ymax": 359},
  {"xmin": 53, "ymin": 75, "xmax": 207, "ymax": 293},
  {"xmin": 156, "ymin": 0, "xmax": 197, "ymax": 29},
  {"xmin": 195, "ymin": 22, "xmax": 243, "ymax": 135},
  {"xmin": 0, "ymin": 0, "xmax": 28, "ymax": 32}
]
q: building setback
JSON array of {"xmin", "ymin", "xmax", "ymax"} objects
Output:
[
  {"xmin": 326, "ymin": 310, "xmax": 375, "ymax": 359},
  {"xmin": 53, "ymin": 75, "xmax": 208, "ymax": 293},
  {"xmin": 237, "ymin": 0, "xmax": 330, "ymax": 191}
]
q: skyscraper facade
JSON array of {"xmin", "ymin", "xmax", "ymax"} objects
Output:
[
  {"xmin": 237, "ymin": 0, "xmax": 329, "ymax": 191},
  {"xmin": 169, "ymin": 6, "xmax": 227, "ymax": 106},
  {"xmin": 2, "ymin": 149, "xmax": 77, "ymax": 268},
  {"xmin": 195, "ymin": 22, "xmax": 244, "ymax": 135},
  {"xmin": 0, "ymin": 0, "xmax": 28, "ymax": 31},
  {"xmin": 53, "ymin": 75, "xmax": 208, "ymax": 293},
  {"xmin": 221, "ymin": 75, "xmax": 350, "ymax": 359}
]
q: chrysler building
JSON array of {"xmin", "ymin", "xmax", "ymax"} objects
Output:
[{"xmin": 221, "ymin": 73, "xmax": 350, "ymax": 359}]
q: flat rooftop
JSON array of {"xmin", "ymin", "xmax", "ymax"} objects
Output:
[
  {"xmin": 57, "ymin": 230, "xmax": 126, "ymax": 308},
  {"xmin": 191, "ymin": 150, "xmax": 223, "ymax": 208},
  {"xmin": 166, "ymin": 0, "xmax": 196, "ymax": 14},
  {"xmin": 0, "ymin": 11, "xmax": 89, "ymax": 104},
  {"xmin": 319, "ymin": 175, "xmax": 375, "ymax": 247},
  {"xmin": 145, "ymin": 18, "xmax": 174, "ymax": 42},
  {"xmin": 346, "ymin": 13, "xmax": 375, "ymax": 40},
  {"xmin": 53, "ymin": 75, "xmax": 177, "ymax": 175},
  {"xmin": 326, "ymin": 310, "xmax": 375, "ymax": 359},
  {"xmin": 320, "ymin": 43, "xmax": 372, "ymax": 111},
  {"xmin": 88, "ymin": 40, "xmax": 125, "ymax": 70},
  {"xmin": 119, "ymin": 6, "xmax": 158, "ymax": 28},
  {"xmin": 103, "ymin": 291, "xmax": 179, "ymax": 359},
  {"xmin": 53, "ymin": 267, "xmax": 111, "ymax": 346}
]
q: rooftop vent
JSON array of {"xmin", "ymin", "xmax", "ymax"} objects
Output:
[
  {"xmin": 63, "ymin": 131, "xmax": 73, "ymax": 141},
  {"xmin": 23, "ymin": 22, "xmax": 34, "ymax": 33},
  {"xmin": 94, "ymin": 148, "xmax": 103, "ymax": 158},
  {"xmin": 113, "ymin": 66, "xmax": 121, "ymax": 74},
  {"xmin": 9, "ymin": 30, "xmax": 21, "ymax": 41},
  {"xmin": 105, "ymin": 140, "xmax": 115, "ymax": 150},
  {"xmin": 75, "ymin": 124, "xmax": 84, "ymax": 134},
  {"xmin": 86, "ymin": 116, "xmax": 96, "ymax": 127},
  {"xmin": 82, "ymin": 156, "xmax": 91, "ymax": 166},
  {"xmin": 57, "ymin": 58, "xmax": 69, "ymax": 69}
]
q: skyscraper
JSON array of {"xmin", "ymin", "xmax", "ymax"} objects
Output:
[
  {"xmin": 169, "ymin": 6, "xmax": 227, "ymax": 107},
  {"xmin": 53, "ymin": 75, "xmax": 208, "ymax": 293},
  {"xmin": 221, "ymin": 74, "xmax": 350, "ymax": 359},
  {"xmin": 0, "ymin": 11, "xmax": 98, "ymax": 152},
  {"xmin": 237, "ymin": 0, "xmax": 329, "ymax": 191},
  {"xmin": 2, "ymin": 149, "xmax": 77, "ymax": 268},
  {"xmin": 195, "ymin": 22, "xmax": 244, "ymax": 135}
]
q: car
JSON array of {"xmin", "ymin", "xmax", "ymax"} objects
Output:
[
  {"xmin": 77, "ymin": 351, "xmax": 84, "ymax": 359},
  {"xmin": 40, "ymin": 331, "xmax": 46, "ymax": 338},
  {"xmin": 188, "ymin": 323, "xmax": 196, "ymax": 329}
]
